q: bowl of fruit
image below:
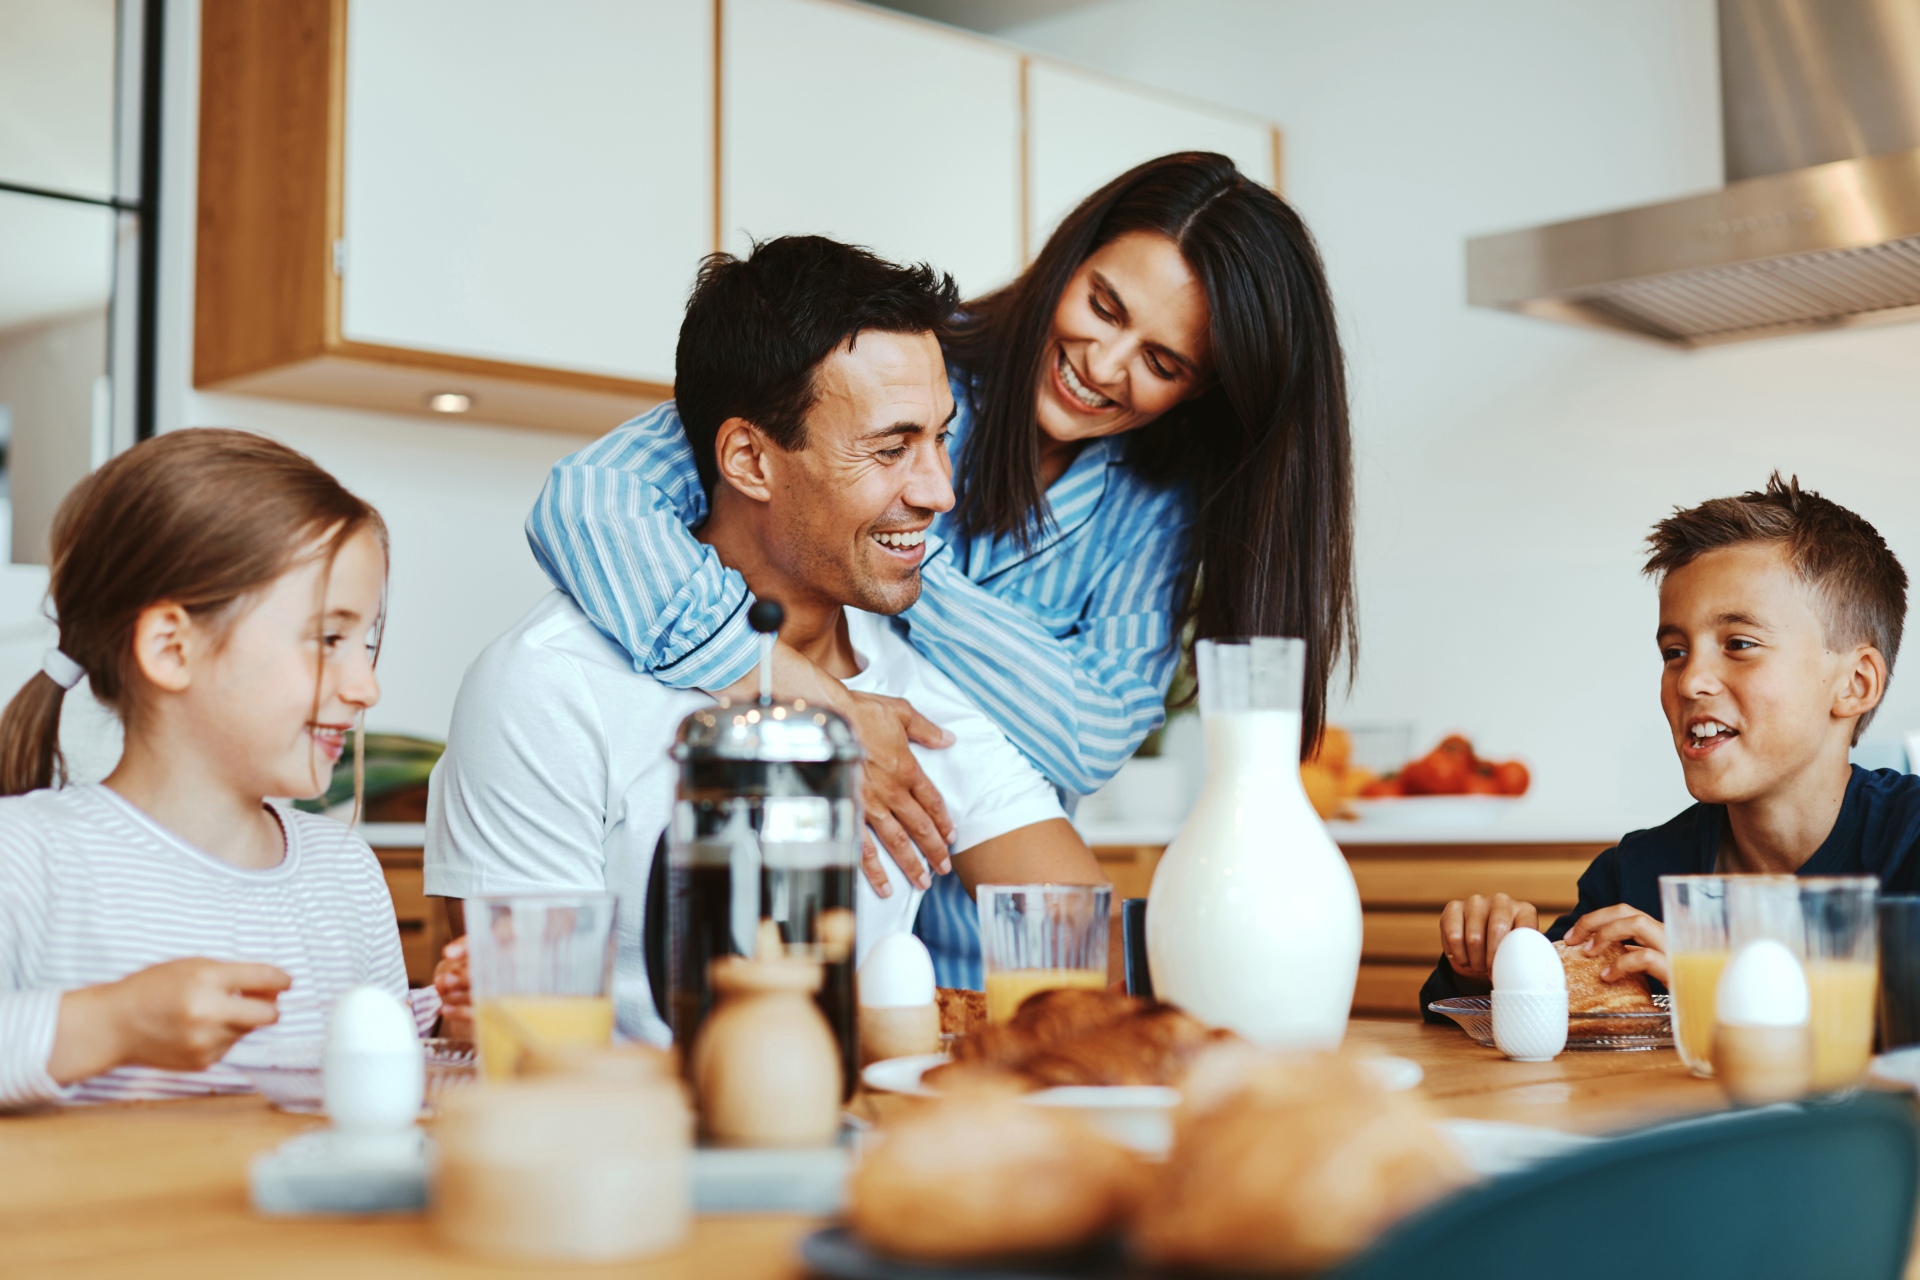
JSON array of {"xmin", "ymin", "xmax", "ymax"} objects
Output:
[{"xmin": 1301, "ymin": 730, "xmax": 1529, "ymax": 825}]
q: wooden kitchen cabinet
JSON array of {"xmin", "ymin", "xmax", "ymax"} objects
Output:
[
  {"xmin": 197, "ymin": 0, "xmax": 1286, "ymax": 433},
  {"xmin": 195, "ymin": 0, "xmax": 707, "ymax": 433},
  {"xmin": 1026, "ymin": 60, "xmax": 1282, "ymax": 247},
  {"xmin": 721, "ymin": 0, "xmax": 1024, "ymax": 298}
]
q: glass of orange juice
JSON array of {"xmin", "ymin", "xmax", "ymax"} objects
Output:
[
  {"xmin": 976, "ymin": 884, "xmax": 1112, "ymax": 1023},
  {"xmin": 1795, "ymin": 877, "xmax": 1878, "ymax": 1093},
  {"xmin": 1661, "ymin": 875, "xmax": 1729, "ymax": 1076},
  {"xmin": 467, "ymin": 892, "xmax": 618, "ymax": 1079}
]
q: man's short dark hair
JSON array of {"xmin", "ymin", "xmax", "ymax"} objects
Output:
[
  {"xmin": 675, "ymin": 235, "xmax": 960, "ymax": 493},
  {"xmin": 1645, "ymin": 472, "xmax": 1908, "ymax": 739}
]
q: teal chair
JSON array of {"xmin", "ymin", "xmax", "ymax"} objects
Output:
[{"xmin": 1333, "ymin": 1091, "xmax": 1920, "ymax": 1280}]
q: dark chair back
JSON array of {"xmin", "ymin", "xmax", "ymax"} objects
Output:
[{"xmin": 1333, "ymin": 1092, "xmax": 1920, "ymax": 1280}]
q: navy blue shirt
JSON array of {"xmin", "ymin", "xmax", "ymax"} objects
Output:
[{"xmin": 1419, "ymin": 767, "xmax": 1920, "ymax": 1020}]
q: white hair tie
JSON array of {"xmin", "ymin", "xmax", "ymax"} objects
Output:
[{"xmin": 41, "ymin": 649, "xmax": 84, "ymax": 691}]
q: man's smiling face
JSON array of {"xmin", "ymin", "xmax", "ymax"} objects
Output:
[
  {"xmin": 1657, "ymin": 542, "xmax": 1856, "ymax": 804},
  {"xmin": 762, "ymin": 328, "xmax": 956, "ymax": 616}
]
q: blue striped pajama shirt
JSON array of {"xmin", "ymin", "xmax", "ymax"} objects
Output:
[{"xmin": 525, "ymin": 370, "xmax": 1192, "ymax": 986}]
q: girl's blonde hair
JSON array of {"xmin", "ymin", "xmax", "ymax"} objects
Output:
[{"xmin": 0, "ymin": 429, "xmax": 387, "ymax": 795}]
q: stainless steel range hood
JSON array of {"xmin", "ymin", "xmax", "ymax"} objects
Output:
[{"xmin": 1468, "ymin": 0, "xmax": 1920, "ymax": 347}]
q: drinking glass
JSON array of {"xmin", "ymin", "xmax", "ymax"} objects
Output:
[
  {"xmin": 467, "ymin": 892, "xmax": 618, "ymax": 1079},
  {"xmin": 1661, "ymin": 875, "xmax": 1729, "ymax": 1076},
  {"xmin": 1879, "ymin": 896, "xmax": 1920, "ymax": 1051},
  {"xmin": 1718, "ymin": 876, "xmax": 1878, "ymax": 1093},
  {"xmin": 976, "ymin": 884, "xmax": 1113, "ymax": 1023},
  {"xmin": 1796, "ymin": 878, "xmax": 1878, "ymax": 1092}
]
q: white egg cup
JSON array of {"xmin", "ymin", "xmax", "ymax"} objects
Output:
[{"xmin": 1491, "ymin": 989, "xmax": 1568, "ymax": 1062}]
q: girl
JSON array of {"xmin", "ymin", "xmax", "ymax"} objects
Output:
[
  {"xmin": 526, "ymin": 152, "xmax": 1354, "ymax": 985},
  {"xmin": 0, "ymin": 429, "xmax": 432, "ymax": 1107}
]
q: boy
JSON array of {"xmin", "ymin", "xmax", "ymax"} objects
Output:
[{"xmin": 1421, "ymin": 474, "xmax": 1920, "ymax": 1014}]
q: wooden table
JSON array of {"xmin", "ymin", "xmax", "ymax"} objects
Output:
[{"xmin": 0, "ymin": 1020, "xmax": 1771, "ymax": 1278}]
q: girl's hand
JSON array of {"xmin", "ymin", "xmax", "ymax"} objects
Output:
[
  {"xmin": 1562, "ymin": 905, "xmax": 1671, "ymax": 987},
  {"xmin": 432, "ymin": 938, "xmax": 474, "ymax": 1041},
  {"xmin": 49, "ymin": 959, "xmax": 290, "ymax": 1084}
]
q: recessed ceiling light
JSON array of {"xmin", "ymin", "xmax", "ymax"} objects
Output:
[{"xmin": 427, "ymin": 392, "xmax": 472, "ymax": 414}]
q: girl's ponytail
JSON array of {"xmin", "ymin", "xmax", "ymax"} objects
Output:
[{"xmin": 0, "ymin": 670, "xmax": 72, "ymax": 796}]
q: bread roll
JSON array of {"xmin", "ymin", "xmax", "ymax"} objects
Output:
[
  {"xmin": 935, "ymin": 987, "xmax": 987, "ymax": 1038},
  {"xmin": 847, "ymin": 1085, "xmax": 1143, "ymax": 1262},
  {"xmin": 1133, "ymin": 1051, "xmax": 1471, "ymax": 1272},
  {"xmin": 1554, "ymin": 939, "xmax": 1658, "ymax": 1013}
]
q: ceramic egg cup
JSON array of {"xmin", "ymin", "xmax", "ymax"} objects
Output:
[{"xmin": 1491, "ymin": 990, "xmax": 1569, "ymax": 1062}]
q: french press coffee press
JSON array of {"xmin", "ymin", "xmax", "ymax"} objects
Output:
[{"xmin": 653, "ymin": 601, "xmax": 866, "ymax": 1097}]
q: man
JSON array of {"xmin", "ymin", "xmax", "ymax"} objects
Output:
[{"xmin": 425, "ymin": 237, "xmax": 1106, "ymax": 1042}]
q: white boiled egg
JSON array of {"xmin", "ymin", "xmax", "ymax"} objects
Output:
[
  {"xmin": 1491, "ymin": 927, "xmax": 1566, "ymax": 993},
  {"xmin": 1716, "ymin": 939, "xmax": 1810, "ymax": 1028},
  {"xmin": 858, "ymin": 932, "xmax": 937, "ymax": 1008},
  {"xmin": 324, "ymin": 985, "xmax": 424, "ymax": 1132}
]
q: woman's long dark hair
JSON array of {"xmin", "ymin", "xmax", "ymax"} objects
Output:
[{"xmin": 943, "ymin": 152, "xmax": 1356, "ymax": 752}]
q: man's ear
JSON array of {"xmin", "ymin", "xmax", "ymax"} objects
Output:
[
  {"xmin": 714, "ymin": 417, "xmax": 776, "ymax": 503},
  {"xmin": 1835, "ymin": 644, "xmax": 1889, "ymax": 725},
  {"xmin": 129, "ymin": 602, "xmax": 196, "ymax": 694}
]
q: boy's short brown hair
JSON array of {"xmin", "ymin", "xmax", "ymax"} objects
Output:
[{"xmin": 1645, "ymin": 472, "xmax": 1907, "ymax": 739}]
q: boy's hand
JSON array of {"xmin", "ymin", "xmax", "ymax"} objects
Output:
[
  {"xmin": 1439, "ymin": 893, "xmax": 1538, "ymax": 982},
  {"xmin": 50, "ymin": 959, "xmax": 290, "ymax": 1084},
  {"xmin": 432, "ymin": 937, "xmax": 474, "ymax": 1041},
  {"xmin": 1562, "ymin": 905, "xmax": 1671, "ymax": 987}
]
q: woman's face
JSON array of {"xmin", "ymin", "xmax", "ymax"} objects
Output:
[{"xmin": 1036, "ymin": 230, "xmax": 1213, "ymax": 447}]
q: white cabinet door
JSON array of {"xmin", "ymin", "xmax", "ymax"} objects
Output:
[
  {"xmin": 723, "ymin": 0, "xmax": 1022, "ymax": 299},
  {"xmin": 1027, "ymin": 61, "xmax": 1277, "ymax": 253},
  {"xmin": 339, "ymin": 0, "xmax": 712, "ymax": 385}
]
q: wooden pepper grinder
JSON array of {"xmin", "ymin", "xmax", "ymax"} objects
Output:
[{"xmin": 690, "ymin": 952, "xmax": 842, "ymax": 1146}]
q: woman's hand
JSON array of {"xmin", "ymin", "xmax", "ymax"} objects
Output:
[
  {"xmin": 48, "ymin": 959, "xmax": 291, "ymax": 1084},
  {"xmin": 714, "ymin": 640, "xmax": 957, "ymax": 897},
  {"xmin": 842, "ymin": 691, "xmax": 957, "ymax": 896},
  {"xmin": 432, "ymin": 938, "xmax": 474, "ymax": 1040},
  {"xmin": 1562, "ymin": 905, "xmax": 1671, "ymax": 987}
]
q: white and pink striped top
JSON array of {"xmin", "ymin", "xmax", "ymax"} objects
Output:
[{"xmin": 0, "ymin": 783, "xmax": 436, "ymax": 1109}]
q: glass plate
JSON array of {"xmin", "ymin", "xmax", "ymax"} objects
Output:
[
  {"xmin": 1428, "ymin": 995, "xmax": 1673, "ymax": 1051},
  {"xmin": 229, "ymin": 1038, "xmax": 478, "ymax": 1114}
]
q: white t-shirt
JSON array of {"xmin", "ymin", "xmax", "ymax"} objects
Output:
[
  {"xmin": 425, "ymin": 590, "xmax": 1064, "ymax": 1043},
  {"xmin": 0, "ymin": 784, "xmax": 433, "ymax": 1109}
]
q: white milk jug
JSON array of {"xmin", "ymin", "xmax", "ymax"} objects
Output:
[{"xmin": 1145, "ymin": 637, "xmax": 1361, "ymax": 1048}]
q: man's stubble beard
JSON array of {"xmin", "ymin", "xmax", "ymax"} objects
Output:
[{"xmin": 788, "ymin": 532, "xmax": 924, "ymax": 618}]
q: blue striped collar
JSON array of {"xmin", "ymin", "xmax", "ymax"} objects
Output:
[{"xmin": 960, "ymin": 435, "xmax": 1120, "ymax": 584}]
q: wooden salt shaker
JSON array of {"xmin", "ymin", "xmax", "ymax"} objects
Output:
[{"xmin": 691, "ymin": 954, "xmax": 841, "ymax": 1146}]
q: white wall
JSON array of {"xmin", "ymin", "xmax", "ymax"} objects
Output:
[{"xmin": 1001, "ymin": 0, "xmax": 1920, "ymax": 831}]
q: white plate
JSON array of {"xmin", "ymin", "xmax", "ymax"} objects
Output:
[
  {"xmin": 860, "ymin": 1052, "xmax": 1422, "ymax": 1099},
  {"xmin": 861, "ymin": 1051, "xmax": 1423, "ymax": 1158},
  {"xmin": 1436, "ymin": 1118, "xmax": 1598, "ymax": 1176},
  {"xmin": 1344, "ymin": 796, "xmax": 1522, "ymax": 827},
  {"xmin": 1871, "ymin": 1045, "xmax": 1920, "ymax": 1091}
]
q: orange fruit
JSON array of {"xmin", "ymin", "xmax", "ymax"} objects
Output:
[
  {"xmin": 1300, "ymin": 762, "xmax": 1345, "ymax": 819},
  {"xmin": 1311, "ymin": 725, "xmax": 1352, "ymax": 772}
]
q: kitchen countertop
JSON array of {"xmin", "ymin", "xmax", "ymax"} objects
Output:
[
  {"xmin": 1076, "ymin": 817, "xmax": 1623, "ymax": 847},
  {"xmin": 351, "ymin": 818, "xmax": 1624, "ymax": 852}
]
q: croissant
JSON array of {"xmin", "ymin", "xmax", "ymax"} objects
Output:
[{"xmin": 1020, "ymin": 1006, "xmax": 1230, "ymax": 1088}]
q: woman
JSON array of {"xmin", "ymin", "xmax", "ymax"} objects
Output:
[{"xmin": 527, "ymin": 152, "xmax": 1355, "ymax": 985}]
